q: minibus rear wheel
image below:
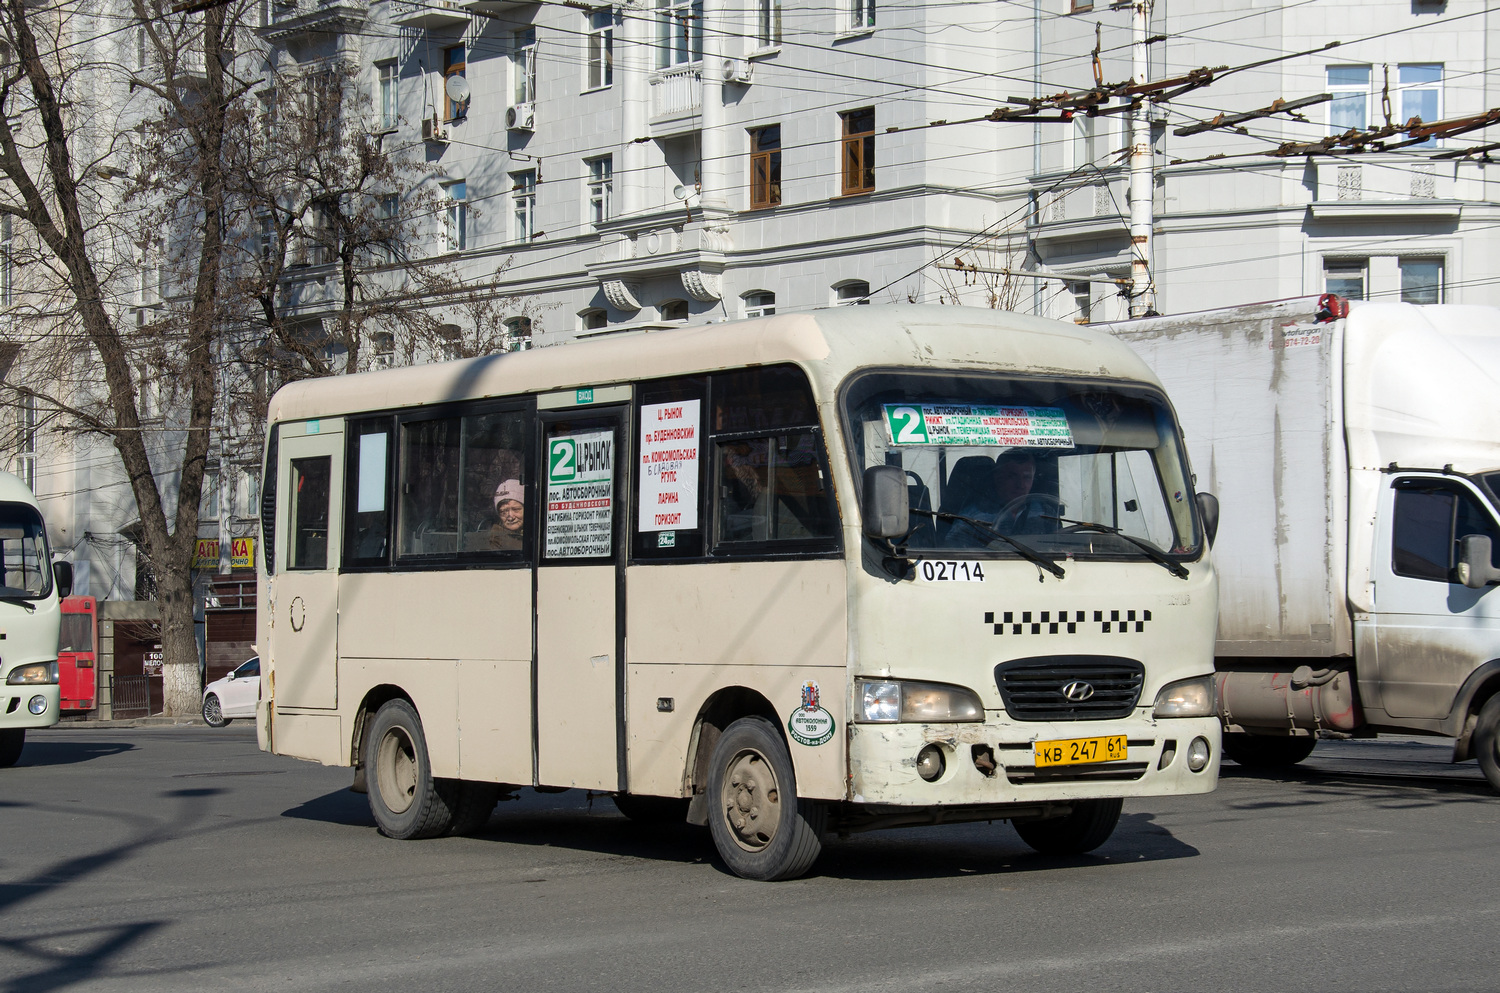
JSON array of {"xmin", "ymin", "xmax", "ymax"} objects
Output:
[
  {"xmin": 365, "ymin": 699, "xmax": 457, "ymax": 840},
  {"xmin": 1012, "ymin": 797, "xmax": 1123, "ymax": 856},
  {"xmin": 0, "ymin": 729, "xmax": 22, "ymax": 768},
  {"xmin": 1222, "ymin": 732, "xmax": 1316, "ymax": 768},
  {"xmin": 707, "ymin": 716, "xmax": 825, "ymax": 881}
]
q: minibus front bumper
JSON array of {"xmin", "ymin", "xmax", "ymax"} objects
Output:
[
  {"xmin": 848, "ymin": 712, "xmax": 1220, "ymax": 805},
  {"xmin": 0, "ymin": 684, "xmax": 61, "ymax": 729}
]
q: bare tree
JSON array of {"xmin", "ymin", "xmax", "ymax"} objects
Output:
[{"xmin": 931, "ymin": 229, "xmax": 1028, "ymax": 311}]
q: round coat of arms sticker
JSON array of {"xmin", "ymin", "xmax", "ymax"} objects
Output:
[{"xmin": 787, "ymin": 680, "xmax": 836, "ymax": 747}]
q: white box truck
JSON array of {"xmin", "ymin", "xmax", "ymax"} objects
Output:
[{"xmin": 1103, "ymin": 296, "xmax": 1500, "ymax": 792}]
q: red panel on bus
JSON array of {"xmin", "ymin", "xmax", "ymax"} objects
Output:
[{"xmin": 58, "ymin": 595, "xmax": 98, "ymax": 711}]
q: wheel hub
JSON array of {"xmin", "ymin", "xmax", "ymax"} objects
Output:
[
  {"xmin": 722, "ymin": 750, "xmax": 781, "ymax": 852},
  {"xmin": 376, "ymin": 727, "xmax": 418, "ymax": 815}
]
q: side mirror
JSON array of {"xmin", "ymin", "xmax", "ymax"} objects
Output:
[
  {"xmin": 52, "ymin": 561, "xmax": 73, "ymax": 599},
  {"xmin": 1456, "ymin": 534, "xmax": 1500, "ymax": 589},
  {"xmin": 861, "ymin": 465, "xmax": 910, "ymax": 540},
  {"xmin": 1195, "ymin": 492, "xmax": 1219, "ymax": 547}
]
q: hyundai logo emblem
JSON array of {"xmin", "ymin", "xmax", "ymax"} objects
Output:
[{"xmin": 1061, "ymin": 680, "xmax": 1096, "ymax": 702}]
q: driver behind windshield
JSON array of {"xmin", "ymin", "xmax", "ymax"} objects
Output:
[{"xmin": 943, "ymin": 448, "xmax": 1057, "ymax": 546}]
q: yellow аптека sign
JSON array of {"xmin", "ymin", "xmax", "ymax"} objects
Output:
[{"xmin": 192, "ymin": 536, "xmax": 255, "ymax": 570}]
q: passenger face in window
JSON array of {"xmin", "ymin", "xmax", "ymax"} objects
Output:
[{"xmin": 489, "ymin": 478, "xmax": 525, "ymax": 551}]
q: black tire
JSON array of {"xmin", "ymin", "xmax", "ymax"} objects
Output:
[
  {"xmin": 1474, "ymin": 694, "xmax": 1500, "ymax": 795},
  {"xmin": 365, "ymin": 699, "xmax": 457, "ymax": 840},
  {"xmin": 1013, "ymin": 797, "xmax": 1123, "ymax": 856},
  {"xmin": 612, "ymin": 793, "xmax": 692, "ymax": 824},
  {"xmin": 706, "ymin": 716, "xmax": 825, "ymax": 881},
  {"xmin": 447, "ymin": 781, "xmax": 501, "ymax": 836},
  {"xmin": 0, "ymin": 728, "xmax": 23, "ymax": 768},
  {"xmin": 202, "ymin": 694, "xmax": 229, "ymax": 728},
  {"xmin": 1222, "ymin": 732, "xmax": 1317, "ymax": 768}
]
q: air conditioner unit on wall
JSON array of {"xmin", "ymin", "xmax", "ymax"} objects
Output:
[
  {"xmin": 422, "ymin": 116, "xmax": 449, "ymax": 143},
  {"xmin": 506, "ymin": 102, "xmax": 536, "ymax": 131},
  {"xmin": 723, "ymin": 59, "xmax": 753, "ymax": 85}
]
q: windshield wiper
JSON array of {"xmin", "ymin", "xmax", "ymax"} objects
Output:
[
  {"xmin": 1042, "ymin": 515, "xmax": 1190, "ymax": 579},
  {"xmin": 0, "ymin": 595, "xmax": 36, "ymax": 613},
  {"xmin": 910, "ymin": 508, "xmax": 1065, "ymax": 579}
]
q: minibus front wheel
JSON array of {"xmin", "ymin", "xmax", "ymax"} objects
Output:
[
  {"xmin": 365, "ymin": 699, "xmax": 457, "ymax": 840},
  {"xmin": 707, "ymin": 716, "xmax": 826, "ymax": 881},
  {"xmin": 0, "ymin": 728, "xmax": 22, "ymax": 767}
]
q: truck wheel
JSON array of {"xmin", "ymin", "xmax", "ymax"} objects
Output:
[
  {"xmin": 707, "ymin": 716, "xmax": 825, "ymax": 881},
  {"xmin": 0, "ymin": 729, "xmax": 22, "ymax": 768},
  {"xmin": 612, "ymin": 793, "xmax": 692, "ymax": 824},
  {"xmin": 1222, "ymin": 732, "xmax": 1317, "ymax": 768},
  {"xmin": 365, "ymin": 699, "xmax": 457, "ymax": 840},
  {"xmin": 1013, "ymin": 797, "xmax": 1123, "ymax": 855},
  {"xmin": 1474, "ymin": 694, "xmax": 1500, "ymax": 794}
]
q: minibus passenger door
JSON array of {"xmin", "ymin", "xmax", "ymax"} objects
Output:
[
  {"xmin": 535, "ymin": 407, "xmax": 625, "ymax": 791},
  {"xmin": 270, "ymin": 422, "xmax": 344, "ymax": 711}
]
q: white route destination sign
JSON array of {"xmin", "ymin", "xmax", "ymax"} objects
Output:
[
  {"xmin": 545, "ymin": 429, "xmax": 614, "ymax": 558},
  {"xmin": 883, "ymin": 404, "xmax": 1074, "ymax": 448},
  {"xmin": 638, "ymin": 399, "xmax": 700, "ymax": 532}
]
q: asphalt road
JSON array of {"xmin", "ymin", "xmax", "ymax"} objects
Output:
[{"xmin": 1, "ymin": 726, "xmax": 1497, "ymax": 993}]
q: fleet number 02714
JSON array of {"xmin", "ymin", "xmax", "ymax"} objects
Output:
[{"xmin": 918, "ymin": 560, "xmax": 985, "ymax": 582}]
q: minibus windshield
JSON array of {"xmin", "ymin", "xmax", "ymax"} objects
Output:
[
  {"xmin": 0, "ymin": 502, "xmax": 52, "ymax": 598},
  {"xmin": 841, "ymin": 371, "xmax": 1201, "ymax": 562}
]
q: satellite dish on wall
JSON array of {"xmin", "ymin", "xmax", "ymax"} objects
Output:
[{"xmin": 445, "ymin": 75, "xmax": 471, "ymax": 104}]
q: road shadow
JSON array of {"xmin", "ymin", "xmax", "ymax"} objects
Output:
[
  {"xmin": 1220, "ymin": 763, "xmax": 1496, "ymax": 804},
  {"xmin": 284, "ymin": 787, "xmax": 1199, "ymax": 880},
  {"xmin": 9, "ymin": 740, "xmax": 134, "ymax": 767}
]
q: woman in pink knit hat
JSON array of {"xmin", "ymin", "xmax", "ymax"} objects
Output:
[{"xmin": 488, "ymin": 479, "xmax": 525, "ymax": 550}]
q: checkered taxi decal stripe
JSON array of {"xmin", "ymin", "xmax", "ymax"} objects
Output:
[{"xmin": 983, "ymin": 609, "xmax": 1153, "ymax": 635}]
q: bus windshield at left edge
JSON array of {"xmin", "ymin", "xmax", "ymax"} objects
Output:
[{"xmin": 0, "ymin": 502, "xmax": 53, "ymax": 599}]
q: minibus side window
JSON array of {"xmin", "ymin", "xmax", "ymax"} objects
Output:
[
  {"xmin": 633, "ymin": 376, "xmax": 708, "ymax": 559},
  {"xmin": 288, "ymin": 457, "xmax": 332, "ymax": 570},
  {"xmin": 344, "ymin": 417, "xmax": 393, "ymax": 567}
]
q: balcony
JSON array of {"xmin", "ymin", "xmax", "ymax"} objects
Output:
[
  {"xmin": 648, "ymin": 65, "xmax": 701, "ymax": 135},
  {"xmin": 259, "ymin": 0, "xmax": 367, "ymax": 43},
  {"xmin": 391, "ymin": 0, "xmax": 470, "ymax": 29},
  {"xmin": 585, "ymin": 206, "xmax": 733, "ymax": 311},
  {"xmin": 1027, "ymin": 170, "xmax": 1130, "ymax": 245}
]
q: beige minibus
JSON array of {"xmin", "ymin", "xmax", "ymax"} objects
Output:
[{"xmin": 257, "ymin": 304, "xmax": 1221, "ymax": 880}]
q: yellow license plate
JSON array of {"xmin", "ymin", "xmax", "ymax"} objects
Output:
[{"xmin": 1033, "ymin": 734, "xmax": 1128, "ymax": 767}]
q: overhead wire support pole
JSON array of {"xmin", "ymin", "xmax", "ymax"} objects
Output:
[{"xmin": 1128, "ymin": 0, "xmax": 1155, "ymax": 318}]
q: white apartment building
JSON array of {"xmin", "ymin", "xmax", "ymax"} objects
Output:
[{"xmin": 10, "ymin": 0, "xmax": 1498, "ymax": 604}]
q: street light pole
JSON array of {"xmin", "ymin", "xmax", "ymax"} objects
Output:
[{"xmin": 1128, "ymin": 0, "xmax": 1156, "ymax": 317}]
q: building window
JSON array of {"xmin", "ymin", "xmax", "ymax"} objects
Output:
[
  {"xmin": 257, "ymin": 88, "xmax": 277, "ymax": 143},
  {"xmin": 444, "ymin": 46, "xmax": 468, "ymax": 121},
  {"xmin": 1, "ymin": 215, "xmax": 12, "ymax": 307},
  {"xmin": 1327, "ymin": 65, "xmax": 1370, "ymax": 133},
  {"xmin": 835, "ymin": 280, "xmax": 870, "ymax": 306},
  {"xmin": 19, "ymin": 392, "xmax": 35, "ymax": 491},
  {"xmin": 756, "ymin": 0, "xmax": 781, "ymax": 47},
  {"xmin": 1069, "ymin": 281, "xmax": 1092, "ymax": 323},
  {"xmin": 377, "ymin": 61, "xmax": 399, "ymax": 131},
  {"xmin": 661, "ymin": 299, "xmax": 689, "ymax": 321},
  {"xmin": 742, "ymin": 291, "xmax": 775, "ymax": 318},
  {"xmin": 513, "ymin": 28, "xmax": 537, "ymax": 105},
  {"xmin": 581, "ymin": 309, "xmax": 608, "ymax": 331},
  {"xmin": 1070, "ymin": 0, "xmax": 1093, "ymax": 10},
  {"xmin": 512, "ymin": 170, "xmax": 537, "ymax": 242},
  {"xmin": 587, "ymin": 156, "xmax": 613, "ymax": 224},
  {"xmin": 1400, "ymin": 257, "xmax": 1444, "ymax": 305},
  {"xmin": 1324, "ymin": 259, "xmax": 1367, "ymax": 301},
  {"xmin": 656, "ymin": 0, "xmax": 703, "ymax": 69},
  {"xmin": 749, "ymin": 125, "xmax": 781, "ymax": 209},
  {"xmin": 1399, "ymin": 64, "xmax": 1443, "ymax": 147},
  {"xmin": 505, "ymin": 316, "xmax": 533, "ymax": 351},
  {"xmin": 587, "ymin": 9, "xmax": 614, "ymax": 89},
  {"xmin": 370, "ymin": 331, "xmax": 395, "ymax": 369},
  {"xmin": 444, "ymin": 181, "xmax": 467, "ymax": 253},
  {"xmin": 257, "ymin": 212, "xmax": 275, "ymax": 261},
  {"xmin": 840, "ymin": 108, "xmax": 875, "ymax": 195},
  {"xmin": 846, "ymin": 0, "xmax": 875, "ymax": 31},
  {"xmin": 377, "ymin": 194, "xmax": 400, "ymax": 263}
]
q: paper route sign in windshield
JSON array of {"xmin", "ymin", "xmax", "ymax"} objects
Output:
[{"xmin": 883, "ymin": 404, "xmax": 1074, "ymax": 448}]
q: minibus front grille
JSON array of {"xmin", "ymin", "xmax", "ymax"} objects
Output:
[
  {"xmin": 1004, "ymin": 762, "xmax": 1150, "ymax": 784},
  {"xmin": 994, "ymin": 656, "xmax": 1145, "ymax": 720}
]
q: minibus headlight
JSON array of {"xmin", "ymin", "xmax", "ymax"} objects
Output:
[
  {"xmin": 1152, "ymin": 675, "xmax": 1215, "ymax": 718},
  {"xmin": 7, "ymin": 662, "xmax": 57, "ymax": 685},
  {"xmin": 857, "ymin": 679, "xmax": 984, "ymax": 723}
]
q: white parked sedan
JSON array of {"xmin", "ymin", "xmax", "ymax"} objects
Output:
[{"xmin": 202, "ymin": 657, "xmax": 259, "ymax": 727}]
